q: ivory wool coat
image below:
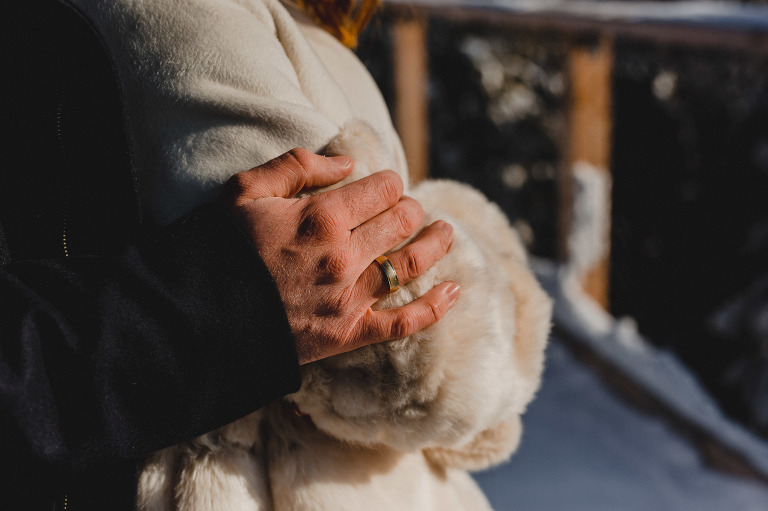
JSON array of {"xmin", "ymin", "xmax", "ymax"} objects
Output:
[{"xmin": 71, "ymin": 0, "xmax": 553, "ymax": 509}]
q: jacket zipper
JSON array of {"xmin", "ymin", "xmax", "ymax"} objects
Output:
[
  {"xmin": 56, "ymin": 99, "xmax": 70, "ymax": 510},
  {"xmin": 57, "ymin": 95, "xmax": 71, "ymax": 258}
]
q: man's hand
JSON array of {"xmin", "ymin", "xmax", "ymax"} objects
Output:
[{"xmin": 221, "ymin": 148, "xmax": 459, "ymax": 364}]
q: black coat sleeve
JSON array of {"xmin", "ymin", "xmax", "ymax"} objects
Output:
[{"xmin": 0, "ymin": 203, "xmax": 301, "ymax": 477}]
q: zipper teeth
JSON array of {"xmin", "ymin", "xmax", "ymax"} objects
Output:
[
  {"xmin": 63, "ymin": 493, "xmax": 68, "ymax": 510},
  {"xmin": 57, "ymin": 98, "xmax": 70, "ymax": 258}
]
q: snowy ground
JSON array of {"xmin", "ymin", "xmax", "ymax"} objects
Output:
[
  {"xmin": 534, "ymin": 262, "xmax": 768, "ymax": 476},
  {"xmin": 470, "ymin": 260, "xmax": 768, "ymax": 510},
  {"xmin": 472, "ymin": 340, "xmax": 768, "ymax": 511}
]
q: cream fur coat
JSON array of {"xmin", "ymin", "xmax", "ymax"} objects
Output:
[{"xmin": 72, "ymin": 0, "xmax": 553, "ymax": 509}]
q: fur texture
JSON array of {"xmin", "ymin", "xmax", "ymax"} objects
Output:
[
  {"xmin": 137, "ymin": 123, "xmax": 551, "ymax": 510},
  {"xmin": 71, "ymin": 0, "xmax": 553, "ymax": 508}
]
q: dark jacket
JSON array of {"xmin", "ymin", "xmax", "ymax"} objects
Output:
[{"xmin": 0, "ymin": 1, "xmax": 301, "ymax": 509}]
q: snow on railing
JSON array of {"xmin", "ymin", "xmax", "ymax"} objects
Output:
[
  {"xmin": 385, "ymin": 0, "xmax": 768, "ymax": 52},
  {"xmin": 388, "ymin": 0, "xmax": 768, "ymax": 29}
]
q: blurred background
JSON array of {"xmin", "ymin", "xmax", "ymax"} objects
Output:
[{"xmin": 356, "ymin": 1, "xmax": 768, "ymax": 508}]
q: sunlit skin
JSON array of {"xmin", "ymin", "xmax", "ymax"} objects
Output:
[{"xmin": 220, "ymin": 148, "xmax": 459, "ymax": 364}]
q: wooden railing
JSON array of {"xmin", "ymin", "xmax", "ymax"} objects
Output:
[{"xmin": 382, "ymin": 0, "xmax": 768, "ymax": 307}]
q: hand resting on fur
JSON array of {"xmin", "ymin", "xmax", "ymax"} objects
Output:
[
  {"xmin": 70, "ymin": 0, "xmax": 553, "ymax": 508},
  {"xmin": 137, "ymin": 122, "xmax": 552, "ymax": 511}
]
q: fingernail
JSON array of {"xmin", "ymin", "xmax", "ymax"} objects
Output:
[
  {"xmin": 328, "ymin": 155, "xmax": 352, "ymax": 168},
  {"xmin": 445, "ymin": 283, "xmax": 461, "ymax": 306},
  {"xmin": 439, "ymin": 221, "xmax": 453, "ymax": 239}
]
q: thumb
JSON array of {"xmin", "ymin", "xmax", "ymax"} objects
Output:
[{"xmin": 231, "ymin": 148, "xmax": 353, "ymax": 201}]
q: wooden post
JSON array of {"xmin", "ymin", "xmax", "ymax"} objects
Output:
[
  {"xmin": 391, "ymin": 17, "xmax": 429, "ymax": 184},
  {"xmin": 565, "ymin": 36, "xmax": 614, "ymax": 308}
]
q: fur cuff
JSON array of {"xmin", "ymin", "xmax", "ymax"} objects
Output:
[
  {"xmin": 424, "ymin": 416, "xmax": 523, "ymax": 471},
  {"xmin": 291, "ymin": 149, "xmax": 552, "ymax": 458}
]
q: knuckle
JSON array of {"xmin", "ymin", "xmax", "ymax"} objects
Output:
[
  {"xmin": 280, "ymin": 149, "xmax": 311, "ymax": 186},
  {"xmin": 298, "ymin": 211, "xmax": 323, "ymax": 238},
  {"xmin": 377, "ymin": 171, "xmax": 402, "ymax": 205},
  {"xmin": 288, "ymin": 147, "xmax": 312, "ymax": 160},
  {"xmin": 429, "ymin": 298, "xmax": 445, "ymax": 322},
  {"xmin": 391, "ymin": 312, "xmax": 418, "ymax": 339},
  {"xmin": 222, "ymin": 172, "xmax": 262, "ymax": 207},
  {"xmin": 223, "ymin": 172, "xmax": 249, "ymax": 198},
  {"xmin": 317, "ymin": 252, "xmax": 351, "ymax": 280},
  {"xmin": 321, "ymin": 209, "xmax": 345, "ymax": 234},
  {"xmin": 436, "ymin": 226, "xmax": 452, "ymax": 252},
  {"xmin": 283, "ymin": 147, "xmax": 313, "ymax": 167},
  {"xmin": 299, "ymin": 203, "xmax": 341, "ymax": 238},
  {"xmin": 402, "ymin": 248, "xmax": 425, "ymax": 280},
  {"xmin": 393, "ymin": 203, "xmax": 420, "ymax": 236},
  {"xmin": 285, "ymin": 147, "xmax": 313, "ymax": 168}
]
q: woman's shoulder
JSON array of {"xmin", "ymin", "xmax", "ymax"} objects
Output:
[{"xmin": 74, "ymin": 0, "xmax": 288, "ymax": 63}]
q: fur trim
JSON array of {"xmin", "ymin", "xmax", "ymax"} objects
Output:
[
  {"xmin": 423, "ymin": 417, "xmax": 522, "ymax": 471},
  {"xmin": 173, "ymin": 446, "xmax": 271, "ymax": 511},
  {"xmin": 138, "ymin": 447, "xmax": 180, "ymax": 511},
  {"xmin": 262, "ymin": 402, "xmax": 493, "ymax": 511},
  {"xmin": 292, "ymin": 178, "xmax": 552, "ymax": 458}
]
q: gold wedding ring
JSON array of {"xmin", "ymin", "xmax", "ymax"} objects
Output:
[{"xmin": 375, "ymin": 255, "xmax": 400, "ymax": 294}]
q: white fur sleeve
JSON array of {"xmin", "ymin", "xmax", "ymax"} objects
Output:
[
  {"xmin": 78, "ymin": 0, "xmax": 406, "ymax": 224},
  {"xmin": 292, "ymin": 179, "xmax": 552, "ymax": 466}
]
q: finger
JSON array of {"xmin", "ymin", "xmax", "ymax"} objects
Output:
[
  {"xmin": 351, "ymin": 196, "xmax": 424, "ymax": 264},
  {"xmin": 352, "ymin": 282, "xmax": 461, "ymax": 347},
  {"xmin": 307, "ymin": 170, "xmax": 404, "ymax": 230},
  {"xmin": 358, "ymin": 221, "xmax": 454, "ymax": 299},
  {"xmin": 225, "ymin": 148, "xmax": 353, "ymax": 202}
]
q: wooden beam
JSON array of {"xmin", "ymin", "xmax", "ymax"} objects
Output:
[
  {"xmin": 566, "ymin": 37, "xmax": 614, "ymax": 308},
  {"xmin": 391, "ymin": 17, "xmax": 430, "ymax": 184}
]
